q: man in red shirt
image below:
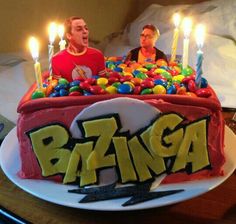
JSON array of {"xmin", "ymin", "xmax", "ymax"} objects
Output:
[{"xmin": 52, "ymin": 16, "xmax": 106, "ymax": 82}]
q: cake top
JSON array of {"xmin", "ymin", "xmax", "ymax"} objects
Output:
[{"xmin": 30, "ymin": 57, "xmax": 211, "ymax": 100}]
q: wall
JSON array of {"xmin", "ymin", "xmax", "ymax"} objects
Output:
[
  {"xmin": 0, "ymin": 0, "xmax": 137, "ymax": 53},
  {"xmin": 0, "ymin": 0, "xmax": 208, "ymax": 54}
]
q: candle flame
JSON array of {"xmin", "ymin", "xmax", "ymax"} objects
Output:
[
  {"xmin": 183, "ymin": 18, "xmax": 192, "ymax": 38},
  {"xmin": 195, "ymin": 24, "xmax": 205, "ymax": 49},
  {"xmin": 29, "ymin": 37, "xmax": 39, "ymax": 61},
  {"xmin": 173, "ymin": 13, "xmax": 181, "ymax": 28},
  {"xmin": 48, "ymin": 22, "xmax": 57, "ymax": 44},
  {"xmin": 58, "ymin": 24, "xmax": 65, "ymax": 40}
]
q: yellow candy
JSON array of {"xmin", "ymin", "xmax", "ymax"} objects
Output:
[
  {"xmin": 124, "ymin": 81, "xmax": 135, "ymax": 89},
  {"xmin": 172, "ymin": 75, "xmax": 185, "ymax": 83},
  {"xmin": 123, "ymin": 72, "xmax": 133, "ymax": 77},
  {"xmin": 153, "ymin": 85, "xmax": 166, "ymax": 94},
  {"xmin": 97, "ymin": 77, "xmax": 108, "ymax": 85},
  {"xmin": 154, "ymin": 68, "xmax": 166, "ymax": 74},
  {"xmin": 136, "ymin": 67, "xmax": 148, "ymax": 73},
  {"xmin": 118, "ymin": 63, "xmax": 127, "ymax": 69},
  {"xmin": 174, "ymin": 66, "xmax": 181, "ymax": 73},
  {"xmin": 106, "ymin": 86, "xmax": 117, "ymax": 94}
]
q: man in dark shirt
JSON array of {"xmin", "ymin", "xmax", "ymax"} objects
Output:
[{"xmin": 125, "ymin": 24, "xmax": 167, "ymax": 63}]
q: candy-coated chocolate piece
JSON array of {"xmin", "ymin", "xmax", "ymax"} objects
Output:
[
  {"xmin": 109, "ymin": 72, "xmax": 121, "ymax": 79},
  {"xmin": 201, "ymin": 77, "xmax": 208, "ymax": 88},
  {"xmin": 145, "ymin": 63, "xmax": 156, "ymax": 70},
  {"xmin": 167, "ymin": 85, "xmax": 177, "ymax": 94},
  {"xmin": 108, "ymin": 77, "xmax": 119, "ymax": 84},
  {"xmin": 114, "ymin": 67, "xmax": 123, "ymax": 72},
  {"xmin": 132, "ymin": 70, "xmax": 141, "ymax": 76},
  {"xmin": 69, "ymin": 91, "xmax": 82, "ymax": 96},
  {"xmin": 31, "ymin": 90, "xmax": 45, "ymax": 99},
  {"xmin": 112, "ymin": 82, "xmax": 121, "ymax": 88},
  {"xmin": 54, "ymin": 83, "xmax": 68, "ymax": 91},
  {"xmin": 59, "ymin": 89, "xmax": 69, "ymax": 96},
  {"xmin": 172, "ymin": 75, "xmax": 185, "ymax": 83},
  {"xmin": 58, "ymin": 78, "xmax": 69, "ymax": 85},
  {"xmin": 161, "ymin": 71, "xmax": 172, "ymax": 81},
  {"xmin": 79, "ymin": 82, "xmax": 91, "ymax": 91},
  {"xmin": 51, "ymin": 79, "xmax": 58, "ymax": 88},
  {"xmin": 45, "ymin": 85, "xmax": 53, "ymax": 96},
  {"xmin": 131, "ymin": 77, "xmax": 142, "ymax": 86},
  {"xmin": 154, "ymin": 68, "xmax": 166, "ymax": 74},
  {"xmin": 133, "ymin": 86, "xmax": 142, "ymax": 95},
  {"xmin": 182, "ymin": 67, "xmax": 193, "ymax": 76},
  {"xmin": 106, "ymin": 85, "xmax": 117, "ymax": 94},
  {"xmin": 120, "ymin": 75, "xmax": 132, "ymax": 83},
  {"xmin": 195, "ymin": 88, "xmax": 212, "ymax": 98},
  {"xmin": 69, "ymin": 80, "xmax": 80, "ymax": 87},
  {"xmin": 90, "ymin": 85, "xmax": 104, "ymax": 95},
  {"xmin": 117, "ymin": 83, "xmax": 133, "ymax": 94},
  {"xmin": 182, "ymin": 75, "xmax": 195, "ymax": 84},
  {"xmin": 177, "ymin": 86, "xmax": 187, "ymax": 95},
  {"xmin": 69, "ymin": 86, "xmax": 80, "ymax": 92},
  {"xmin": 154, "ymin": 79, "xmax": 168, "ymax": 88},
  {"xmin": 84, "ymin": 78, "xmax": 96, "ymax": 85},
  {"xmin": 135, "ymin": 73, "xmax": 148, "ymax": 80},
  {"xmin": 136, "ymin": 67, "xmax": 148, "ymax": 73},
  {"xmin": 185, "ymin": 92, "xmax": 197, "ymax": 97},
  {"xmin": 141, "ymin": 88, "xmax": 152, "ymax": 95},
  {"xmin": 97, "ymin": 77, "xmax": 108, "ymax": 86},
  {"xmin": 153, "ymin": 85, "xmax": 166, "ymax": 94},
  {"xmin": 124, "ymin": 81, "xmax": 135, "ymax": 89},
  {"xmin": 49, "ymin": 92, "xmax": 60, "ymax": 97},
  {"xmin": 141, "ymin": 79, "xmax": 154, "ymax": 88},
  {"xmin": 156, "ymin": 59, "xmax": 168, "ymax": 67},
  {"xmin": 187, "ymin": 80, "xmax": 197, "ymax": 92}
]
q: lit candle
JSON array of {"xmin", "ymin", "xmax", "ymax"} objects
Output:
[
  {"xmin": 182, "ymin": 18, "xmax": 192, "ymax": 69},
  {"xmin": 171, "ymin": 13, "xmax": 181, "ymax": 62},
  {"xmin": 29, "ymin": 37, "xmax": 43, "ymax": 90},
  {"xmin": 195, "ymin": 24, "xmax": 205, "ymax": 88},
  {"xmin": 48, "ymin": 22, "xmax": 57, "ymax": 79},
  {"xmin": 58, "ymin": 24, "xmax": 66, "ymax": 51}
]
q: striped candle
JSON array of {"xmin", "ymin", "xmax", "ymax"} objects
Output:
[
  {"xmin": 48, "ymin": 22, "xmax": 57, "ymax": 79},
  {"xmin": 195, "ymin": 24, "xmax": 205, "ymax": 88},
  {"xmin": 182, "ymin": 18, "xmax": 192, "ymax": 69}
]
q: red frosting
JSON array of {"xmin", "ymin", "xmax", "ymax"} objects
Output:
[{"xmin": 17, "ymin": 84, "xmax": 225, "ymax": 184}]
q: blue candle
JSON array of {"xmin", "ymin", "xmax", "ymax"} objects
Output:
[
  {"xmin": 195, "ymin": 50, "xmax": 203, "ymax": 88},
  {"xmin": 195, "ymin": 24, "xmax": 205, "ymax": 88}
]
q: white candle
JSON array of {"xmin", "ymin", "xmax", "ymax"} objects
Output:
[
  {"xmin": 58, "ymin": 24, "xmax": 66, "ymax": 51},
  {"xmin": 182, "ymin": 18, "xmax": 192, "ymax": 69},
  {"xmin": 195, "ymin": 24, "xmax": 205, "ymax": 88},
  {"xmin": 29, "ymin": 37, "xmax": 43, "ymax": 90},
  {"xmin": 48, "ymin": 22, "xmax": 57, "ymax": 78},
  {"xmin": 171, "ymin": 13, "xmax": 181, "ymax": 62}
]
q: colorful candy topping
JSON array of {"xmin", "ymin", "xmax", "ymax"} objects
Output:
[{"xmin": 31, "ymin": 57, "xmax": 211, "ymax": 99}]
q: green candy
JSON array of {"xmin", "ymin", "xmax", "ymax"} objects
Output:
[
  {"xmin": 136, "ymin": 73, "xmax": 148, "ymax": 80},
  {"xmin": 141, "ymin": 88, "xmax": 152, "ymax": 95},
  {"xmin": 182, "ymin": 67, "xmax": 193, "ymax": 76},
  {"xmin": 161, "ymin": 71, "xmax": 172, "ymax": 81},
  {"xmin": 69, "ymin": 86, "xmax": 80, "ymax": 92},
  {"xmin": 112, "ymin": 82, "xmax": 121, "ymax": 88},
  {"xmin": 145, "ymin": 63, "xmax": 156, "ymax": 70},
  {"xmin": 31, "ymin": 90, "xmax": 45, "ymax": 99},
  {"xmin": 58, "ymin": 78, "xmax": 69, "ymax": 85}
]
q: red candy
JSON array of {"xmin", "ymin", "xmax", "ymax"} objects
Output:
[
  {"xmin": 79, "ymin": 82, "xmax": 91, "ymax": 91},
  {"xmin": 140, "ymin": 80, "xmax": 154, "ymax": 89},
  {"xmin": 188, "ymin": 80, "xmax": 197, "ymax": 92},
  {"xmin": 133, "ymin": 86, "xmax": 142, "ymax": 95},
  {"xmin": 195, "ymin": 88, "xmax": 212, "ymax": 98},
  {"xmin": 90, "ymin": 85, "xmax": 106, "ymax": 95},
  {"xmin": 84, "ymin": 78, "xmax": 96, "ymax": 85},
  {"xmin": 120, "ymin": 75, "xmax": 132, "ymax": 83},
  {"xmin": 69, "ymin": 91, "xmax": 82, "ymax": 96},
  {"xmin": 108, "ymin": 77, "xmax": 119, "ymax": 84},
  {"xmin": 182, "ymin": 75, "xmax": 195, "ymax": 84}
]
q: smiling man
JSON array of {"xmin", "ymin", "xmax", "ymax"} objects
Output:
[
  {"xmin": 52, "ymin": 16, "xmax": 106, "ymax": 82},
  {"xmin": 125, "ymin": 24, "xmax": 167, "ymax": 64}
]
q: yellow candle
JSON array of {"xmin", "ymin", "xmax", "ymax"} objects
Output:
[
  {"xmin": 171, "ymin": 13, "xmax": 181, "ymax": 62},
  {"xmin": 29, "ymin": 37, "xmax": 43, "ymax": 90},
  {"xmin": 58, "ymin": 24, "xmax": 66, "ymax": 51},
  {"xmin": 182, "ymin": 18, "xmax": 192, "ymax": 69}
]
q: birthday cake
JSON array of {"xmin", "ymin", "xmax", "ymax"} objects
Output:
[{"xmin": 17, "ymin": 58, "xmax": 225, "ymax": 205}]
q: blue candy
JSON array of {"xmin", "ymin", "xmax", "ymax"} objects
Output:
[
  {"xmin": 59, "ymin": 89, "xmax": 69, "ymax": 96},
  {"xmin": 167, "ymin": 85, "xmax": 177, "ymax": 94},
  {"xmin": 154, "ymin": 79, "xmax": 168, "ymax": 88},
  {"xmin": 117, "ymin": 84, "xmax": 132, "ymax": 94},
  {"xmin": 114, "ymin": 67, "xmax": 123, "ymax": 72},
  {"xmin": 132, "ymin": 70, "xmax": 141, "ymax": 76},
  {"xmin": 83, "ymin": 91, "xmax": 93, "ymax": 96},
  {"xmin": 69, "ymin": 80, "xmax": 80, "ymax": 87},
  {"xmin": 201, "ymin": 77, "xmax": 208, "ymax": 88},
  {"xmin": 49, "ymin": 92, "xmax": 60, "ymax": 97},
  {"xmin": 54, "ymin": 83, "xmax": 68, "ymax": 91}
]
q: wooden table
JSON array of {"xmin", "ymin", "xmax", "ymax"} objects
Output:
[{"xmin": 0, "ymin": 111, "xmax": 235, "ymax": 224}]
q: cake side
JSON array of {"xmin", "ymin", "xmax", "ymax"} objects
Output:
[{"xmin": 17, "ymin": 89, "xmax": 224, "ymax": 185}]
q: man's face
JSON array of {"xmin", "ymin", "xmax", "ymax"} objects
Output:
[
  {"xmin": 140, "ymin": 28, "xmax": 157, "ymax": 48},
  {"xmin": 67, "ymin": 19, "xmax": 89, "ymax": 49}
]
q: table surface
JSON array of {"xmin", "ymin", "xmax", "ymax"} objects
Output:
[{"xmin": 0, "ymin": 111, "xmax": 235, "ymax": 224}]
